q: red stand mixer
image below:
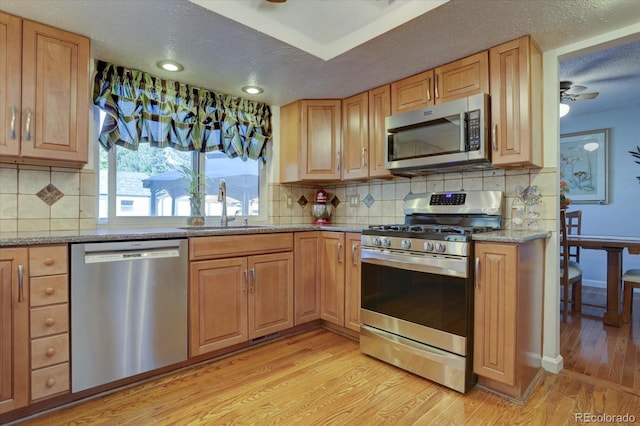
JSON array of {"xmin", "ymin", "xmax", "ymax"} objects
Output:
[{"xmin": 312, "ymin": 189, "xmax": 332, "ymax": 225}]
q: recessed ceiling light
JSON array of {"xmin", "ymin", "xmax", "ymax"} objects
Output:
[
  {"xmin": 242, "ymin": 86, "xmax": 264, "ymax": 95},
  {"xmin": 156, "ymin": 60, "xmax": 184, "ymax": 72}
]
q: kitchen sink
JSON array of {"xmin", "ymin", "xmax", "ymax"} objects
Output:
[{"xmin": 178, "ymin": 225, "xmax": 274, "ymax": 230}]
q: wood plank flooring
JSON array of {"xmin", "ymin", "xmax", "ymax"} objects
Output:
[
  {"xmin": 561, "ymin": 285, "xmax": 640, "ymax": 392},
  {"xmin": 18, "ymin": 327, "xmax": 640, "ymax": 425}
]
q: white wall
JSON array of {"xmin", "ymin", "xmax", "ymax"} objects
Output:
[{"xmin": 561, "ymin": 103, "xmax": 640, "ymax": 287}]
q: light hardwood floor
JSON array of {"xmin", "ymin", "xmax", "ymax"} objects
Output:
[
  {"xmin": 18, "ymin": 327, "xmax": 640, "ymax": 425},
  {"xmin": 561, "ymin": 285, "xmax": 640, "ymax": 392}
]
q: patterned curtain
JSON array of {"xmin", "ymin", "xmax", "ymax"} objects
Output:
[{"xmin": 93, "ymin": 60, "xmax": 272, "ymax": 161}]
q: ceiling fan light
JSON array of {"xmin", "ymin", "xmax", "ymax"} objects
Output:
[{"xmin": 559, "ymin": 103, "xmax": 570, "ymax": 118}]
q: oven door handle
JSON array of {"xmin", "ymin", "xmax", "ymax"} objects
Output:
[{"xmin": 361, "ymin": 249, "xmax": 468, "ymax": 278}]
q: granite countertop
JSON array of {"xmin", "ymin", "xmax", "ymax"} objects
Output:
[
  {"xmin": 0, "ymin": 224, "xmax": 366, "ymax": 247},
  {"xmin": 472, "ymin": 229, "xmax": 551, "ymax": 243}
]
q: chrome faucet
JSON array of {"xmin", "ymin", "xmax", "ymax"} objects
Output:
[{"xmin": 218, "ymin": 179, "xmax": 227, "ymax": 226}]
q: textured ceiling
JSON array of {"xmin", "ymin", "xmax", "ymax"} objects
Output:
[{"xmin": 1, "ymin": 0, "xmax": 640, "ymax": 113}]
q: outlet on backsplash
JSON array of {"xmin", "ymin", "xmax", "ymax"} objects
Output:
[
  {"xmin": 349, "ymin": 194, "xmax": 360, "ymax": 207},
  {"xmin": 285, "ymin": 195, "xmax": 293, "ymax": 208}
]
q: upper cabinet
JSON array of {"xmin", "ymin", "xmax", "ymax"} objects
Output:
[
  {"xmin": 390, "ymin": 70, "xmax": 434, "ymax": 115},
  {"xmin": 434, "ymin": 51, "xmax": 489, "ymax": 104},
  {"xmin": 489, "ymin": 35, "xmax": 543, "ymax": 168},
  {"xmin": 279, "ymin": 99, "xmax": 342, "ymax": 183},
  {"xmin": 341, "ymin": 86, "xmax": 392, "ymax": 181},
  {"xmin": 0, "ymin": 12, "xmax": 90, "ymax": 167}
]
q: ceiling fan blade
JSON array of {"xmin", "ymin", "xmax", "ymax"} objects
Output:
[
  {"xmin": 573, "ymin": 92, "xmax": 599, "ymax": 100},
  {"xmin": 565, "ymin": 85, "xmax": 587, "ymax": 95}
]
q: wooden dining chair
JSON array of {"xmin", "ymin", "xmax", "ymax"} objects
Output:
[
  {"xmin": 565, "ymin": 210, "xmax": 582, "ymax": 262},
  {"xmin": 622, "ymin": 269, "xmax": 640, "ymax": 323},
  {"xmin": 560, "ymin": 210, "xmax": 583, "ymax": 321}
]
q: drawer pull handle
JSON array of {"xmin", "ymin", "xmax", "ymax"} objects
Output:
[
  {"xmin": 45, "ymin": 378, "xmax": 56, "ymax": 388},
  {"xmin": 46, "ymin": 347, "xmax": 56, "ymax": 357},
  {"xmin": 44, "ymin": 287, "xmax": 55, "ymax": 295},
  {"xmin": 44, "ymin": 318, "xmax": 55, "ymax": 326},
  {"xmin": 44, "ymin": 258, "xmax": 55, "ymax": 266}
]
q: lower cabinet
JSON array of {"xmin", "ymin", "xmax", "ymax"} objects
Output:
[
  {"xmin": 0, "ymin": 248, "xmax": 29, "ymax": 415},
  {"xmin": 189, "ymin": 234, "xmax": 294, "ymax": 356},
  {"xmin": 473, "ymin": 239, "xmax": 544, "ymax": 401},
  {"xmin": 295, "ymin": 232, "xmax": 361, "ymax": 332}
]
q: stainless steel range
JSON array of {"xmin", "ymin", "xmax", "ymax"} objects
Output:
[{"xmin": 359, "ymin": 190, "xmax": 503, "ymax": 393}]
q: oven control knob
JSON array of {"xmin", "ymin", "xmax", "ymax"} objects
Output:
[
  {"xmin": 381, "ymin": 238, "xmax": 391, "ymax": 248},
  {"xmin": 371, "ymin": 237, "xmax": 381, "ymax": 247},
  {"xmin": 424, "ymin": 242, "xmax": 434, "ymax": 252},
  {"xmin": 435, "ymin": 243, "xmax": 446, "ymax": 253},
  {"xmin": 401, "ymin": 239, "xmax": 412, "ymax": 250}
]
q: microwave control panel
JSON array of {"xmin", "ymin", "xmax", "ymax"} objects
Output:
[{"xmin": 467, "ymin": 109, "xmax": 481, "ymax": 151}]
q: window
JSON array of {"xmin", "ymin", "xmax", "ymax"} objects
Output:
[{"xmin": 98, "ymin": 111, "xmax": 264, "ymax": 225}]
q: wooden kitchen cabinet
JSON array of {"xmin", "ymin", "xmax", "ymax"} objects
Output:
[
  {"xmin": 390, "ymin": 70, "xmax": 434, "ymax": 115},
  {"xmin": 0, "ymin": 248, "xmax": 29, "ymax": 415},
  {"xmin": 0, "ymin": 12, "xmax": 90, "ymax": 166},
  {"xmin": 28, "ymin": 245, "xmax": 70, "ymax": 401},
  {"xmin": 434, "ymin": 51, "xmax": 489, "ymax": 103},
  {"xmin": 294, "ymin": 232, "xmax": 321, "ymax": 325},
  {"xmin": 320, "ymin": 232, "xmax": 346, "ymax": 326},
  {"xmin": 342, "ymin": 92, "xmax": 369, "ymax": 180},
  {"xmin": 368, "ymin": 84, "xmax": 392, "ymax": 178},
  {"xmin": 279, "ymin": 99, "xmax": 341, "ymax": 183},
  {"xmin": 189, "ymin": 234, "xmax": 294, "ymax": 356},
  {"xmin": 489, "ymin": 35, "xmax": 543, "ymax": 168},
  {"xmin": 342, "ymin": 85, "xmax": 392, "ymax": 181},
  {"xmin": 474, "ymin": 239, "xmax": 544, "ymax": 402},
  {"xmin": 344, "ymin": 233, "xmax": 361, "ymax": 332}
]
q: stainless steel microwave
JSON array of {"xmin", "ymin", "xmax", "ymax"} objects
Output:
[{"xmin": 385, "ymin": 93, "xmax": 491, "ymax": 175}]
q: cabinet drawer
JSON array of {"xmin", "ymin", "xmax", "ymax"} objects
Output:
[
  {"xmin": 30, "ymin": 274, "xmax": 68, "ymax": 307},
  {"xmin": 31, "ymin": 334, "xmax": 69, "ymax": 369},
  {"xmin": 190, "ymin": 233, "xmax": 293, "ymax": 260},
  {"xmin": 31, "ymin": 363, "xmax": 70, "ymax": 401},
  {"xmin": 30, "ymin": 304, "xmax": 69, "ymax": 338},
  {"xmin": 30, "ymin": 245, "xmax": 68, "ymax": 276}
]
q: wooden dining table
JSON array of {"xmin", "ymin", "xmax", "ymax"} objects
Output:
[{"xmin": 566, "ymin": 234, "xmax": 640, "ymax": 326}]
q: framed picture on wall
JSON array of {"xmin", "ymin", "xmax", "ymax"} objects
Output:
[{"xmin": 560, "ymin": 128, "xmax": 610, "ymax": 204}]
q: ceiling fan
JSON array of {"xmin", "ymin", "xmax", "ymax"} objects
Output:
[{"xmin": 560, "ymin": 81, "xmax": 599, "ymax": 102}]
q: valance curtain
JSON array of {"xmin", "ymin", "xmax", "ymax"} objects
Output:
[{"xmin": 93, "ymin": 60, "xmax": 272, "ymax": 161}]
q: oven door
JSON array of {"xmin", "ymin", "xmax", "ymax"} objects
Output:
[{"xmin": 360, "ymin": 248, "xmax": 472, "ymax": 356}]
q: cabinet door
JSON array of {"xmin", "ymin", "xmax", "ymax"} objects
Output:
[
  {"xmin": 248, "ymin": 252, "xmax": 294, "ymax": 339},
  {"xmin": 473, "ymin": 243, "xmax": 517, "ymax": 386},
  {"xmin": 390, "ymin": 70, "xmax": 434, "ymax": 115},
  {"xmin": 301, "ymin": 100, "xmax": 341, "ymax": 180},
  {"xmin": 20, "ymin": 19, "xmax": 89, "ymax": 163},
  {"xmin": 320, "ymin": 232, "xmax": 345, "ymax": 326},
  {"xmin": 0, "ymin": 248, "xmax": 29, "ymax": 414},
  {"xmin": 435, "ymin": 51, "xmax": 489, "ymax": 103},
  {"xmin": 489, "ymin": 36, "xmax": 542, "ymax": 168},
  {"xmin": 344, "ymin": 233, "xmax": 361, "ymax": 332},
  {"xmin": 189, "ymin": 257, "xmax": 248, "ymax": 355},
  {"xmin": 0, "ymin": 13, "xmax": 22, "ymax": 157},
  {"xmin": 294, "ymin": 232, "xmax": 321, "ymax": 325},
  {"xmin": 368, "ymin": 84, "xmax": 392, "ymax": 178},
  {"xmin": 342, "ymin": 92, "xmax": 369, "ymax": 180}
]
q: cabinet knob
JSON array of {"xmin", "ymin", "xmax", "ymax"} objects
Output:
[
  {"xmin": 44, "ymin": 287, "xmax": 55, "ymax": 296},
  {"xmin": 45, "ymin": 378, "xmax": 56, "ymax": 388},
  {"xmin": 46, "ymin": 347, "xmax": 56, "ymax": 357},
  {"xmin": 44, "ymin": 317, "xmax": 55, "ymax": 326},
  {"xmin": 44, "ymin": 258, "xmax": 55, "ymax": 266}
]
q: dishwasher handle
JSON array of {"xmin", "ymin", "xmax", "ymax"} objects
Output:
[{"xmin": 81, "ymin": 240, "xmax": 185, "ymax": 264}]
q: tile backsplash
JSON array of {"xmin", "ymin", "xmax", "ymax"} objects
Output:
[
  {"xmin": 270, "ymin": 167, "xmax": 557, "ymax": 231},
  {"xmin": 0, "ymin": 164, "xmax": 96, "ymax": 233}
]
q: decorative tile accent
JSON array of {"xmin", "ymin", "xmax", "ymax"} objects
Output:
[
  {"xmin": 330, "ymin": 195, "xmax": 340, "ymax": 208},
  {"xmin": 363, "ymin": 193, "xmax": 375, "ymax": 208},
  {"xmin": 36, "ymin": 184, "xmax": 64, "ymax": 206},
  {"xmin": 297, "ymin": 195, "xmax": 308, "ymax": 207}
]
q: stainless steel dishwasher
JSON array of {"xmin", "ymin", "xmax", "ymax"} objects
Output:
[{"xmin": 70, "ymin": 239, "xmax": 188, "ymax": 392}]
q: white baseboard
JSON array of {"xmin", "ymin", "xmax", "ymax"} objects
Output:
[
  {"xmin": 542, "ymin": 354, "xmax": 564, "ymax": 374},
  {"xmin": 583, "ymin": 279, "xmax": 605, "ymax": 289}
]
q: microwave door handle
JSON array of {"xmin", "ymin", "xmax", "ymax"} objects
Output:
[{"xmin": 460, "ymin": 112, "xmax": 467, "ymax": 151}]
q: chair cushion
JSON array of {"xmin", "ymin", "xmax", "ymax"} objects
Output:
[
  {"xmin": 623, "ymin": 269, "xmax": 640, "ymax": 282},
  {"xmin": 561, "ymin": 263, "xmax": 582, "ymax": 280}
]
